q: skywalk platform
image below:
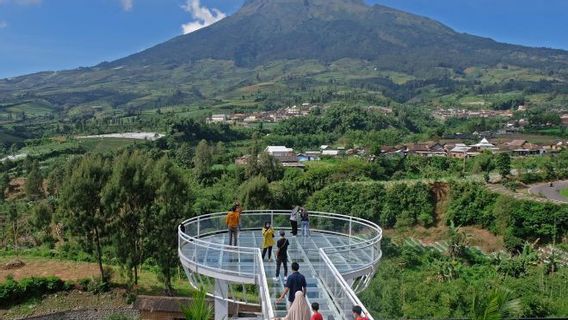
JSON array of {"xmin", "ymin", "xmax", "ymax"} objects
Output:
[{"xmin": 178, "ymin": 210, "xmax": 382, "ymax": 320}]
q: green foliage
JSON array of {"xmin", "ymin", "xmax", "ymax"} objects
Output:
[
  {"xmin": 193, "ymin": 140, "xmax": 213, "ymax": 183},
  {"xmin": 239, "ymin": 176, "xmax": 272, "ymax": 210},
  {"xmin": 306, "ymin": 181, "xmax": 435, "ymax": 228},
  {"xmin": 180, "ymin": 287, "xmax": 212, "ymax": 320},
  {"xmin": 245, "ymin": 152, "xmax": 284, "ymax": 182},
  {"xmin": 148, "ymin": 156, "xmax": 193, "ymax": 295},
  {"xmin": 24, "ymin": 160, "xmax": 44, "ymax": 200},
  {"xmin": 0, "ymin": 276, "xmax": 68, "ymax": 308},
  {"xmin": 0, "ymin": 171, "xmax": 9, "ymax": 202},
  {"xmin": 361, "ymin": 241, "xmax": 568, "ymax": 319},
  {"xmin": 102, "ymin": 150, "xmax": 156, "ymax": 285},
  {"xmin": 447, "ymin": 181, "xmax": 568, "ymax": 249},
  {"xmin": 495, "ymin": 153, "xmax": 512, "ymax": 179},
  {"xmin": 446, "ymin": 181, "xmax": 496, "ymax": 228},
  {"xmin": 60, "ymin": 154, "xmax": 111, "ymax": 282},
  {"xmin": 471, "ymin": 288, "xmax": 522, "ymax": 320}
]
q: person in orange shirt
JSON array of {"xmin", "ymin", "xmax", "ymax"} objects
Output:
[{"xmin": 226, "ymin": 204, "xmax": 241, "ymax": 246}]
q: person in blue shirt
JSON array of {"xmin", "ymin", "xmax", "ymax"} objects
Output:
[{"xmin": 277, "ymin": 262, "xmax": 307, "ymax": 304}]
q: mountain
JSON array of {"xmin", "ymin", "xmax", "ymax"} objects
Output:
[
  {"xmin": 111, "ymin": 0, "xmax": 568, "ymax": 71},
  {"xmin": 1, "ymin": 0, "xmax": 568, "ymax": 111}
]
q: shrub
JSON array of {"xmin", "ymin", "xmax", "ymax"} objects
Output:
[{"xmin": 0, "ymin": 276, "xmax": 68, "ymax": 307}]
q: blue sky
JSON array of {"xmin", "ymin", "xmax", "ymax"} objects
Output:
[{"xmin": 0, "ymin": 0, "xmax": 567, "ymax": 79}]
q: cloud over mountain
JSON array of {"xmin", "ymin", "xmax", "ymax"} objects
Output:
[{"xmin": 181, "ymin": 0, "xmax": 226, "ymax": 35}]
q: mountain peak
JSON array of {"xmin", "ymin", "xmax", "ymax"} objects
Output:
[{"xmin": 238, "ymin": 0, "xmax": 369, "ymax": 17}]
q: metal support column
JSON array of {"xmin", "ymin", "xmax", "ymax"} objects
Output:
[{"xmin": 215, "ymin": 279, "xmax": 229, "ymax": 320}]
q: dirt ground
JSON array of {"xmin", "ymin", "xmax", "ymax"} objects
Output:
[
  {"xmin": 0, "ymin": 257, "xmax": 100, "ymax": 281},
  {"xmin": 0, "ymin": 289, "xmax": 129, "ymax": 320},
  {"xmin": 384, "ymin": 224, "xmax": 505, "ymax": 253}
]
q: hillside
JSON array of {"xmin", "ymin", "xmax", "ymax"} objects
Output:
[{"xmin": 1, "ymin": 0, "xmax": 568, "ymax": 112}]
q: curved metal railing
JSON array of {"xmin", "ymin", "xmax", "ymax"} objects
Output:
[{"xmin": 178, "ymin": 210, "xmax": 382, "ymax": 319}]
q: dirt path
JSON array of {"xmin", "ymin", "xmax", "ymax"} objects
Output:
[
  {"xmin": 528, "ymin": 180, "xmax": 568, "ymax": 204},
  {"xmin": 0, "ymin": 257, "xmax": 100, "ymax": 281}
]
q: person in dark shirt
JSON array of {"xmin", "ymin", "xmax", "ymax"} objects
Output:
[
  {"xmin": 275, "ymin": 231, "xmax": 290, "ymax": 279},
  {"xmin": 277, "ymin": 262, "xmax": 307, "ymax": 304}
]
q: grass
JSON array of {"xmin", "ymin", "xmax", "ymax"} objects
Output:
[
  {"xmin": 561, "ymin": 188, "xmax": 568, "ymax": 199},
  {"xmin": 0, "ymin": 255, "xmax": 193, "ymax": 297}
]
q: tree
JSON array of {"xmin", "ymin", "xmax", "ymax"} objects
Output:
[
  {"xmin": 30, "ymin": 201, "xmax": 53, "ymax": 242},
  {"xmin": 193, "ymin": 140, "xmax": 213, "ymax": 183},
  {"xmin": 244, "ymin": 152, "xmax": 284, "ymax": 182},
  {"xmin": 25, "ymin": 160, "xmax": 44, "ymax": 200},
  {"xmin": 239, "ymin": 176, "xmax": 272, "ymax": 209},
  {"xmin": 257, "ymin": 152, "xmax": 284, "ymax": 182},
  {"xmin": 148, "ymin": 156, "xmax": 193, "ymax": 295},
  {"xmin": 471, "ymin": 288, "xmax": 522, "ymax": 320},
  {"xmin": 473, "ymin": 151, "xmax": 495, "ymax": 182},
  {"xmin": 0, "ymin": 172, "xmax": 9, "ymax": 202},
  {"xmin": 495, "ymin": 153, "xmax": 511, "ymax": 180},
  {"xmin": 60, "ymin": 155, "xmax": 111, "ymax": 282},
  {"xmin": 102, "ymin": 150, "xmax": 155, "ymax": 285},
  {"xmin": 8, "ymin": 202, "xmax": 19, "ymax": 253}
]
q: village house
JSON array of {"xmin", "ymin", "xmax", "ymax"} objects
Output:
[
  {"xmin": 406, "ymin": 143, "xmax": 447, "ymax": 157},
  {"xmin": 448, "ymin": 143, "xmax": 475, "ymax": 159},
  {"xmin": 470, "ymin": 138, "xmax": 499, "ymax": 153},
  {"xmin": 562, "ymin": 114, "xmax": 568, "ymax": 126},
  {"xmin": 207, "ymin": 114, "xmax": 227, "ymax": 124},
  {"xmin": 265, "ymin": 146, "xmax": 304, "ymax": 168},
  {"xmin": 501, "ymin": 140, "xmax": 545, "ymax": 156}
]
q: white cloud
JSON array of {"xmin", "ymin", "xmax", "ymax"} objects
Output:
[
  {"xmin": 181, "ymin": 0, "xmax": 226, "ymax": 35},
  {"xmin": 0, "ymin": 20, "xmax": 7, "ymax": 29},
  {"xmin": 120, "ymin": 0, "xmax": 133, "ymax": 11}
]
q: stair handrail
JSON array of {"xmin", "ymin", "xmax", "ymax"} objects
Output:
[{"xmin": 319, "ymin": 248, "xmax": 375, "ymax": 320}]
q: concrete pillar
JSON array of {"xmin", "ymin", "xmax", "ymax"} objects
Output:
[{"xmin": 215, "ymin": 279, "xmax": 229, "ymax": 320}]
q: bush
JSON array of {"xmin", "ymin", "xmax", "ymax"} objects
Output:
[
  {"xmin": 306, "ymin": 181, "xmax": 435, "ymax": 229},
  {"xmin": 0, "ymin": 276, "xmax": 68, "ymax": 307}
]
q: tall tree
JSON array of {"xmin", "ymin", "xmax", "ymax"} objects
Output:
[
  {"xmin": 60, "ymin": 155, "xmax": 111, "ymax": 282},
  {"xmin": 25, "ymin": 160, "xmax": 44, "ymax": 200},
  {"xmin": 102, "ymin": 150, "xmax": 155, "ymax": 285},
  {"xmin": 149, "ymin": 156, "xmax": 193, "ymax": 295},
  {"xmin": 0, "ymin": 171, "xmax": 9, "ymax": 202},
  {"xmin": 495, "ymin": 153, "xmax": 511, "ymax": 180},
  {"xmin": 193, "ymin": 140, "xmax": 213, "ymax": 183},
  {"xmin": 239, "ymin": 175, "xmax": 272, "ymax": 209}
]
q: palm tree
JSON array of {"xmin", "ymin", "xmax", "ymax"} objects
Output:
[{"xmin": 471, "ymin": 288, "xmax": 522, "ymax": 320}]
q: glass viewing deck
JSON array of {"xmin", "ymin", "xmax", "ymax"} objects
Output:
[{"xmin": 178, "ymin": 210, "xmax": 382, "ymax": 320}]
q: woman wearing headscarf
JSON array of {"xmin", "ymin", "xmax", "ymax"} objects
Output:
[
  {"xmin": 262, "ymin": 221, "xmax": 275, "ymax": 261},
  {"xmin": 280, "ymin": 291, "xmax": 311, "ymax": 320}
]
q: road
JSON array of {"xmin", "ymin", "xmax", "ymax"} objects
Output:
[{"xmin": 528, "ymin": 180, "xmax": 568, "ymax": 203}]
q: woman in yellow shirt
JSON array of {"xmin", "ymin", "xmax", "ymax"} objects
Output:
[{"xmin": 262, "ymin": 221, "xmax": 275, "ymax": 261}]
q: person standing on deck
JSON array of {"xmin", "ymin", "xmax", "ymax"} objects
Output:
[
  {"xmin": 275, "ymin": 231, "xmax": 290, "ymax": 280},
  {"xmin": 262, "ymin": 221, "xmax": 275, "ymax": 261},
  {"xmin": 226, "ymin": 204, "xmax": 240, "ymax": 246},
  {"xmin": 300, "ymin": 207, "xmax": 310, "ymax": 237},
  {"xmin": 290, "ymin": 206, "xmax": 299, "ymax": 236}
]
